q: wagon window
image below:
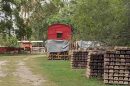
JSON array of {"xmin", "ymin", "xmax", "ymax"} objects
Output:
[{"xmin": 57, "ymin": 33, "xmax": 63, "ymax": 38}]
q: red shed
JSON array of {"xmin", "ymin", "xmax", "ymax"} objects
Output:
[{"xmin": 47, "ymin": 24, "xmax": 72, "ymax": 40}]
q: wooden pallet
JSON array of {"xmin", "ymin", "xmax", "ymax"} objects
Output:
[{"xmin": 48, "ymin": 51, "xmax": 70, "ymax": 60}]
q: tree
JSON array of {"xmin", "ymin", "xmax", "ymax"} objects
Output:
[
  {"xmin": 12, "ymin": 0, "xmax": 33, "ymax": 40},
  {"xmin": 71, "ymin": 0, "xmax": 127, "ymax": 46},
  {"xmin": 1, "ymin": 0, "xmax": 130, "ymax": 46},
  {"xmin": 28, "ymin": 0, "xmax": 75, "ymax": 40},
  {"xmin": 0, "ymin": 0, "xmax": 13, "ymax": 37}
]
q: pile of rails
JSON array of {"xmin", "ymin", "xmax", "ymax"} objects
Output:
[
  {"xmin": 71, "ymin": 50, "xmax": 88, "ymax": 69},
  {"xmin": 86, "ymin": 51, "xmax": 104, "ymax": 78},
  {"xmin": 104, "ymin": 47, "xmax": 130, "ymax": 85},
  {"xmin": 48, "ymin": 51, "xmax": 70, "ymax": 60}
]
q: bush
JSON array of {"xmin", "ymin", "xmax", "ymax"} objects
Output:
[{"xmin": 0, "ymin": 36, "xmax": 18, "ymax": 47}]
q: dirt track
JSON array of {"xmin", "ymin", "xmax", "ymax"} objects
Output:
[{"xmin": 0, "ymin": 55, "xmax": 45, "ymax": 86}]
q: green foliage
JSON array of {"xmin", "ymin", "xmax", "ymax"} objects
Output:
[
  {"xmin": 0, "ymin": 21, "xmax": 6, "ymax": 33},
  {"xmin": 47, "ymin": 17, "xmax": 71, "ymax": 25},
  {"xmin": 1, "ymin": 0, "xmax": 130, "ymax": 46},
  {"xmin": 5, "ymin": 37, "xmax": 18, "ymax": 47},
  {"xmin": 1, "ymin": 0, "xmax": 13, "ymax": 37},
  {"xmin": 1, "ymin": 0, "xmax": 12, "ymax": 15},
  {"xmin": 71, "ymin": 0, "xmax": 129, "ymax": 46},
  {"xmin": 0, "ymin": 36, "xmax": 18, "ymax": 47},
  {"xmin": 13, "ymin": 1, "xmax": 33, "ymax": 40},
  {"xmin": 29, "ymin": 0, "xmax": 74, "ymax": 40},
  {"xmin": 26, "ymin": 26, "xmax": 32, "ymax": 39},
  {"xmin": 28, "ymin": 1, "xmax": 59, "ymax": 40}
]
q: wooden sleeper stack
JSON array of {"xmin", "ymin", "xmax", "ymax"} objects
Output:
[
  {"xmin": 86, "ymin": 50, "xmax": 104, "ymax": 78},
  {"xmin": 71, "ymin": 50, "xmax": 88, "ymax": 69},
  {"xmin": 104, "ymin": 47, "xmax": 130, "ymax": 85},
  {"xmin": 48, "ymin": 51, "xmax": 69, "ymax": 60}
]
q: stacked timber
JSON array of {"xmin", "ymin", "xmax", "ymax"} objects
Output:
[
  {"xmin": 86, "ymin": 50, "xmax": 104, "ymax": 78},
  {"xmin": 71, "ymin": 50, "xmax": 88, "ymax": 69},
  {"xmin": 104, "ymin": 47, "xmax": 130, "ymax": 85},
  {"xmin": 48, "ymin": 51, "xmax": 70, "ymax": 60}
]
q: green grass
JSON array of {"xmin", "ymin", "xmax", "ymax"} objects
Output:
[
  {"xmin": 33, "ymin": 56, "xmax": 114, "ymax": 86},
  {"xmin": 0, "ymin": 55, "xmax": 119, "ymax": 86}
]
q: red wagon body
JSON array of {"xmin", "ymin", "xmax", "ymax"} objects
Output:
[
  {"xmin": 47, "ymin": 24, "xmax": 72, "ymax": 60},
  {"xmin": 47, "ymin": 24, "xmax": 72, "ymax": 40}
]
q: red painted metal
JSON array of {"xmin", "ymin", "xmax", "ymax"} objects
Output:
[
  {"xmin": 0, "ymin": 47, "xmax": 23, "ymax": 54},
  {"xmin": 20, "ymin": 42, "xmax": 32, "ymax": 49},
  {"xmin": 47, "ymin": 24, "xmax": 72, "ymax": 40}
]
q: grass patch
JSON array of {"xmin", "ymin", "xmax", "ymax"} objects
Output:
[
  {"xmin": 0, "ymin": 55, "xmax": 116, "ymax": 86},
  {"xmin": 34, "ymin": 56, "xmax": 114, "ymax": 86}
]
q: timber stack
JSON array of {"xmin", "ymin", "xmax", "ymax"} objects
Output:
[
  {"xmin": 48, "ymin": 51, "xmax": 69, "ymax": 60},
  {"xmin": 104, "ymin": 47, "xmax": 130, "ymax": 85},
  {"xmin": 86, "ymin": 50, "xmax": 104, "ymax": 78},
  {"xmin": 71, "ymin": 50, "xmax": 88, "ymax": 69}
]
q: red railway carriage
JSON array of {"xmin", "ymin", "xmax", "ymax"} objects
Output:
[
  {"xmin": 46, "ymin": 23, "xmax": 72, "ymax": 60},
  {"xmin": 47, "ymin": 24, "xmax": 72, "ymax": 40}
]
